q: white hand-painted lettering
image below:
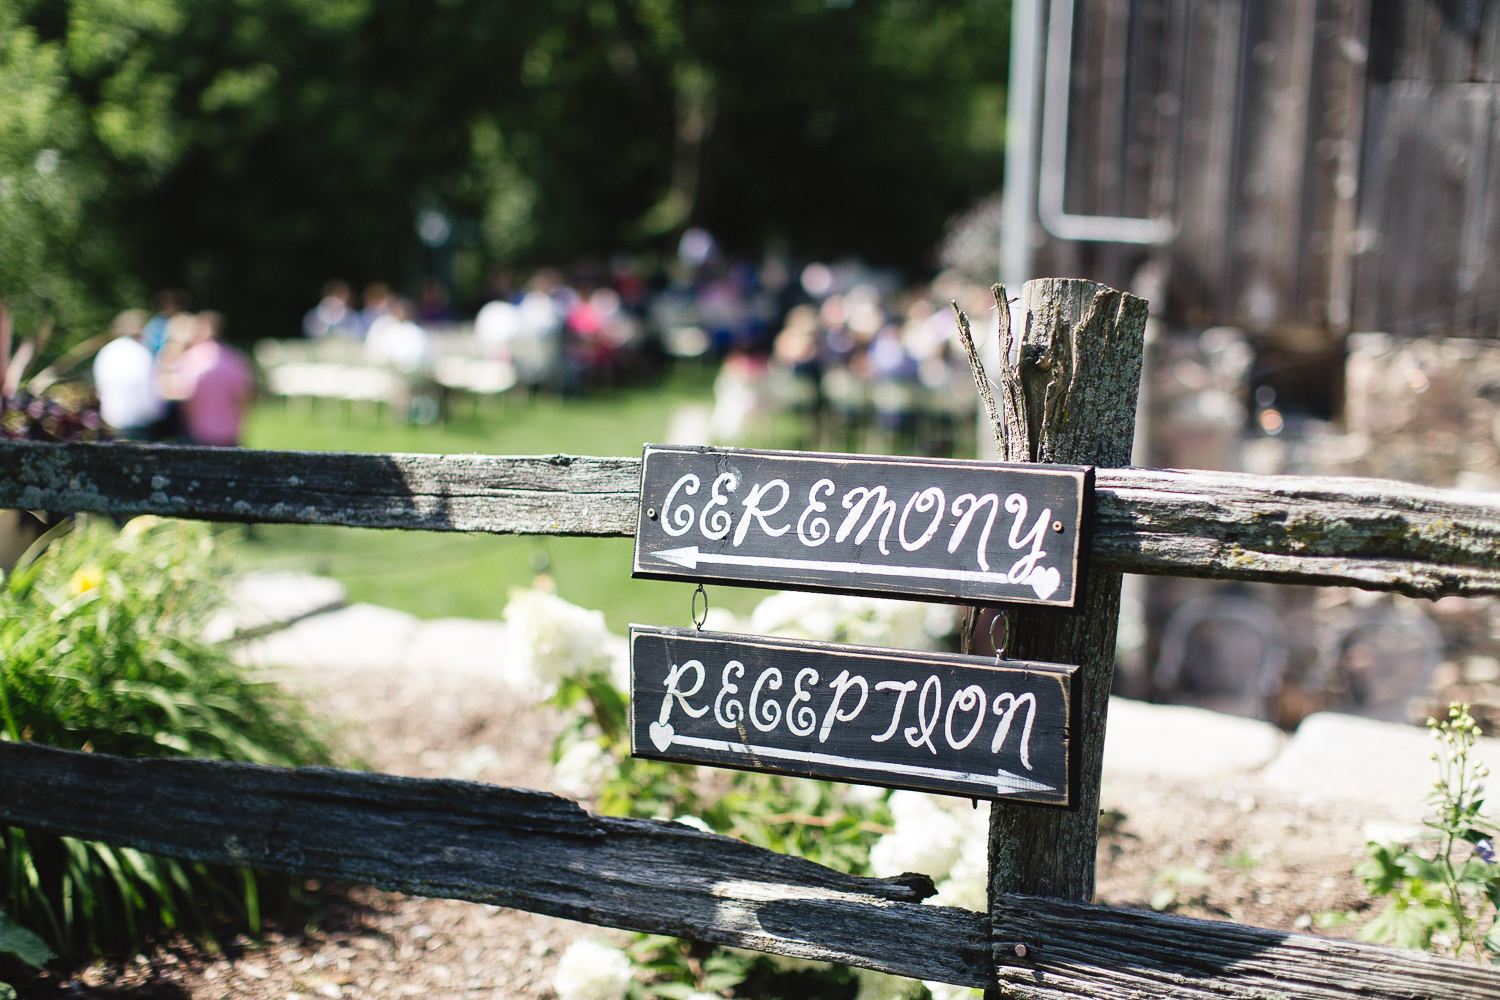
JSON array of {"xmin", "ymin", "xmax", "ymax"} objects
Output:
[
  {"xmin": 734, "ymin": 478, "xmax": 791, "ymax": 546},
  {"xmin": 898, "ymin": 487, "xmax": 946, "ymax": 552},
  {"xmin": 796, "ymin": 478, "xmax": 835, "ymax": 547},
  {"xmin": 713, "ymin": 660, "xmax": 745, "ymax": 728},
  {"xmin": 944, "ymin": 683, "xmax": 988, "ymax": 750},
  {"xmin": 661, "ymin": 659, "xmax": 710, "ymax": 722},
  {"xmin": 654, "ymin": 465, "xmax": 1070, "ymax": 599},
  {"xmin": 991, "ymin": 692, "xmax": 1037, "ymax": 770},
  {"xmin": 819, "ymin": 669, "xmax": 869, "ymax": 743},
  {"xmin": 1004, "ymin": 494, "xmax": 1052, "ymax": 583},
  {"xmin": 748, "ymin": 667, "xmax": 784, "ymax": 732},
  {"xmin": 660, "ymin": 473, "xmax": 700, "ymax": 537},
  {"xmin": 786, "ymin": 667, "xmax": 820, "ymax": 736},
  {"xmin": 870, "ymin": 679, "xmax": 917, "ymax": 743},
  {"xmin": 656, "ymin": 650, "xmax": 1044, "ymax": 772},
  {"xmin": 836, "ymin": 485, "xmax": 899, "ymax": 555},
  {"xmin": 905, "ymin": 675, "xmax": 942, "ymax": 754},
  {"xmin": 698, "ymin": 472, "xmax": 738, "ymax": 540},
  {"xmin": 948, "ymin": 492, "xmax": 1001, "ymax": 570}
]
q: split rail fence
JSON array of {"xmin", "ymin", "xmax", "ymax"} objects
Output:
[{"xmin": 2, "ymin": 278, "xmax": 1499, "ymax": 998}]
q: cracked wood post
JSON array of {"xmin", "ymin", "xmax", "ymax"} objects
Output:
[{"xmin": 985, "ymin": 279, "xmax": 1148, "ymax": 962}]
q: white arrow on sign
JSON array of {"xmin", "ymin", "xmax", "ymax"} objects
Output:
[
  {"xmin": 650, "ymin": 545, "xmax": 1047, "ymax": 592},
  {"xmin": 664, "ymin": 732, "xmax": 1056, "ymax": 797}
]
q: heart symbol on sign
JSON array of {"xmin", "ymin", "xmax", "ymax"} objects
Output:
[
  {"xmin": 648, "ymin": 721, "xmax": 676, "ymax": 753},
  {"xmin": 1029, "ymin": 566, "xmax": 1062, "ymax": 601}
]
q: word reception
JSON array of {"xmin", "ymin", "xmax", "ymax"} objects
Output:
[
  {"xmin": 629, "ymin": 624, "xmax": 1077, "ymax": 804},
  {"xmin": 633, "ymin": 444, "xmax": 1091, "ymax": 607}
]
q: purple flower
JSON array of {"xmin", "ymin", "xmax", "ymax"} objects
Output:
[{"xmin": 1475, "ymin": 838, "xmax": 1496, "ymax": 863}]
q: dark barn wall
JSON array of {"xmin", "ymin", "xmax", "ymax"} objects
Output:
[{"xmin": 1026, "ymin": 0, "xmax": 1500, "ymax": 344}]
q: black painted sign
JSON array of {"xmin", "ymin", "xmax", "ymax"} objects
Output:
[
  {"xmin": 633, "ymin": 445, "xmax": 1091, "ymax": 608},
  {"xmin": 629, "ymin": 625, "xmax": 1076, "ymax": 805}
]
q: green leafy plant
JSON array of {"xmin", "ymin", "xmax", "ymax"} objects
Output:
[
  {"xmin": 1, "ymin": 906, "xmax": 51, "ymax": 998},
  {"xmin": 547, "ymin": 668, "xmax": 896, "ymax": 999},
  {"xmin": 0, "ymin": 515, "xmax": 336, "ymax": 964},
  {"xmin": 514, "ymin": 586, "xmax": 978, "ymax": 998},
  {"xmin": 1358, "ymin": 703, "xmax": 1500, "ymax": 961},
  {"xmin": 1147, "ymin": 865, "xmax": 1212, "ymax": 913}
]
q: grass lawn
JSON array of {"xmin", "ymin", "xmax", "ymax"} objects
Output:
[{"xmin": 232, "ymin": 366, "xmax": 776, "ymax": 629}]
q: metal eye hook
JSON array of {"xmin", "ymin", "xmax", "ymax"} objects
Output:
[
  {"xmin": 691, "ymin": 583, "xmax": 709, "ymax": 631},
  {"xmin": 990, "ymin": 610, "xmax": 1010, "ymax": 661}
]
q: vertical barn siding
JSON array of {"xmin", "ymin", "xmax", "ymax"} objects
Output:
[
  {"xmin": 1167, "ymin": 0, "xmax": 1245, "ymax": 327},
  {"xmin": 1024, "ymin": 0, "xmax": 1500, "ymax": 340}
]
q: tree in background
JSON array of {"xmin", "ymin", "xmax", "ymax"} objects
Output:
[{"xmin": 1, "ymin": 0, "xmax": 1008, "ymax": 349}]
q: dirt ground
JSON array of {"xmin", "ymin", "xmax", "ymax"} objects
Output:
[{"xmin": 21, "ymin": 651, "xmax": 1380, "ymax": 999}]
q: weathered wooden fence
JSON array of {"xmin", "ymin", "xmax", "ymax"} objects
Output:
[{"xmin": 3, "ymin": 278, "xmax": 1499, "ymax": 998}]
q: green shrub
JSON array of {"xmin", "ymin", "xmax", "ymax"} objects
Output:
[
  {"xmin": 1359, "ymin": 704, "xmax": 1500, "ymax": 961},
  {"xmin": 515, "ymin": 586, "xmax": 982, "ymax": 999},
  {"xmin": 0, "ymin": 515, "xmax": 335, "ymax": 964}
]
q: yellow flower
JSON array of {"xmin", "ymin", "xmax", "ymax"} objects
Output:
[{"xmin": 68, "ymin": 566, "xmax": 103, "ymax": 596}]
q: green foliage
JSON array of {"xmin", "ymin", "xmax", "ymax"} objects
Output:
[
  {"xmin": 2, "ymin": 1, "xmax": 1009, "ymax": 341},
  {"xmin": 1358, "ymin": 704, "xmax": 1500, "ymax": 962},
  {"xmin": 549, "ymin": 667, "xmax": 894, "ymax": 998},
  {"xmin": 0, "ymin": 515, "xmax": 335, "ymax": 962},
  {"xmin": 1, "ymin": 905, "xmax": 52, "ymax": 1000},
  {"xmin": 235, "ymin": 369, "xmax": 776, "ymax": 630},
  {"xmin": 624, "ymin": 935, "xmax": 865, "ymax": 1000},
  {"xmin": 1147, "ymin": 865, "xmax": 1211, "ymax": 913}
]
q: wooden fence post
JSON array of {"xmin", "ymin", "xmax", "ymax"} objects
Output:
[{"xmin": 986, "ymin": 279, "xmax": 1149, "ymax": 935}]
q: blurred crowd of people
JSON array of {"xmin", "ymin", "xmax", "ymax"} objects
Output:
[
  {"xmin": 93, "ymin": 291, "xmax": 253, "ymax": 446},
  {"xmin": 299, "ymin": 228, "xmax": 994, "ymax": 453}
]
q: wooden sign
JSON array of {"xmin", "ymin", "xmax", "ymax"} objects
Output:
[
  {"xmin": 629, "ymin": 625, "xmax": 1076, "ymax": 805},
  {"xmin": 632, "ymin": 445, "xmax": 1091, "ymax": 608}
]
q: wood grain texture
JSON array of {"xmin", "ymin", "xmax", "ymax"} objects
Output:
[
  {"xmin": 0, "ymin": 441, "xmax": 639, "ymax": 536},
  {"xmin": 989, "ymin": 892, "xmax": 1498, "ymax": 1000},
  {"xmin": 989, "ymin": 278, "xmax": 1149, "ymax": 906},
  {"xmin": 0, "ymin": 740, "xmax": 991, "ymax": 988},
  {"xmin": 3, "ymin": 740, "xmax": 1491, "ymax": 998},
  {"xmin": 1091, "ymin": 466, "xmax": 1500, "ymax": 598},
  {"xmin": 1, "ymin": 440, "xmax": 1496, "ymax": 597}
]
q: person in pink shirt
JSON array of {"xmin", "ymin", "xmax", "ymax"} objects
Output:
[{"xmin": 163, "ymin": 311, "xmax": 254, "ymax": 447}]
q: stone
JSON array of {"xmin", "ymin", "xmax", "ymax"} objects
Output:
[
  {"xmin": 204, "ymin": 571, "xmax": 347, "ymax": 642},
  {"xmin": 1102, "ymin": 697, "xmax": 1287, "ymax": 782},
  {"xmin": 1260, "ymin": 711, "xmax": 1500, "ymax": 819}
]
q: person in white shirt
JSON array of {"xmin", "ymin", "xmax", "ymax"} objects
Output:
[{"xmin": 93, "ymin": 309, "xmax": 169, "ymax": 439}]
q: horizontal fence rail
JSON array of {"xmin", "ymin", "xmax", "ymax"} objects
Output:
[
  {"xmin": 0, "ymin": 741, "xmax": 1491, "ymax": 999},
  {"xmin": 2, "ymin": 440, "xmax": 1497, "ymax": 598},
  {"xmin": 0, "ymin": 741, "xmax": 991, "ymax": 989}
]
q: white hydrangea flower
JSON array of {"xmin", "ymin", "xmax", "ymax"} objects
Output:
[
  {"xmin": 749, "ymin": 590, "xmax": 839, "ymax": 640},
  {"xmin": 551, "ymin": 939, "xmax": 633, "ymax": 1000},
  {"xmin": 841, "ymin": 781, "xmax": 889, "ymax": 807},
  {"xmin": 502, "ymin": 588, "xmax": 615, "ymax": 697},
  {"xmin": 699, "ymin": 605, "xmax": 745, "ymax": 633},
  {"xmin": 748, "ymin": 591, "xmax": 947, "ymax": 650},
  {"xmin": 924, "ymin": 981, "xmax": 982, "ymax": 1000},
  {"xmin": 835, "ymin": 595, "xmax": 932, "ymax": 650},
  {"xmin": 870, "ymin": 792, "xmax": 974, "ymax": 880},
  {"xmin": 923, "ymin": 603, "xmax": 960, "ymax": 642},
  {"xmin": 604, "ymin": 632, "xmax": 631, "ymax": 692},
  {"xmin": 931, "ymin": 831, "xmax": 988, "ymax": 911},
  {"xmin": 552, "ymin": 739, "xmax": 610, "ymax": 797}
]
